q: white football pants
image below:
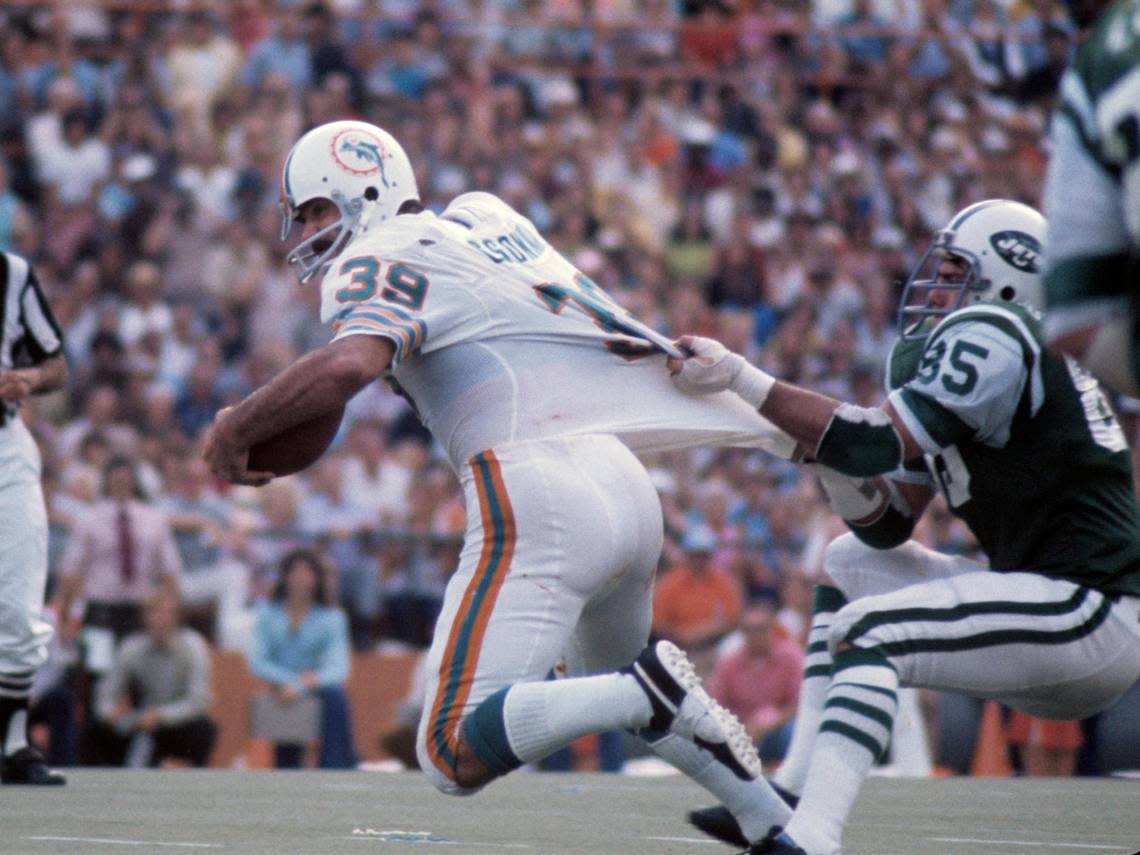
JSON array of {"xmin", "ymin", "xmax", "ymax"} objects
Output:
[
  {"xmin": 0, "ymin": 418, "xmax": 54, "ymax": 688},
  {"xmin": 417, "ymin": 434, "xmax": 663, "ymax": 790}
]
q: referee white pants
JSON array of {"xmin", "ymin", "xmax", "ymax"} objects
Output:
[
  {"xmin": 416, "ymin": 434, "xmax": 663, "ymax": 790},
  {"xmin": 825, "ymin": 533, "xmax": 1140, "ymax": 719},
  {"xmin": 0, "ymin": 418, "xmax": 54, "ymax": 685}
]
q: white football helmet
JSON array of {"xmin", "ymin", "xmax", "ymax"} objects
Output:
[
  {"xmin": 898, "ymin": 199, "xmax": 1046, "ymax": 339},
  {"xmin": 279, "ymin": 120, "xmax": 420, "ymax": 282}
]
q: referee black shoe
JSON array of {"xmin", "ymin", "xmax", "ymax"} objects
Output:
[{"xmin": 1, "ymin": 747, "xmax": 66, "ymax": 785}]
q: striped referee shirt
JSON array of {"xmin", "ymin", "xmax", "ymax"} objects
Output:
[{"xmin": 0, "ymin": 251, "xmax": 64, "ymax": 421}]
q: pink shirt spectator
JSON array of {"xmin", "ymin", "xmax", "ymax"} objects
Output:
[
  {"xmin": 58, "ymin": 499, "xmax": 183, "ymax": 605},
  {"xmin": 707, "ymin": 624, "xmax": 804, "ymax": 737}
]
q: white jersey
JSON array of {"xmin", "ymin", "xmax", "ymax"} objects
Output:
[{"xmin": 320, "ymin": 192, "xmax": 795, "ymax": 470}]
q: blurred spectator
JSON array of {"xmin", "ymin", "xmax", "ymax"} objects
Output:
[
  {"xmin": 175, "ymin": 359, "xmax": 224, "ymax": 439},
  {"xmin": 242, "ymin": 6, "xmax": 311, "ymax": 91},
  {"xmin": 837, "ymin": 0, "xmax": 892, "ymax": 67},
  {"xmin": 118, "ymin": 260, "xmax": 171, "ymax": 348},
  {"xmin": 708, "ymin": 601, "xmax": 804, "ymax": 762},
  {"xmin": 156, "ymin": 453, "xmax": 248, "ymax": 649},
  {"xmin": 1006, "ymin": 712, "xmax": 1083, "ymax": 777},
  {"xmin": 247, "ymin": 549, "xmax": 358, "ymax": 769},
  {"xmin": 297, "ymin": 455, "xmax": 377, "ymax": 637},
  {"xmin": 161, "ymin": 12, "xmax": 241, "ymax": 141},
  {"xmin": 85, "ymin": 589, "xmax": 216, "ymax": 768},
  {"xmin": 652, "ymin": 525, "xmax": 743, "ymax": 664},
  {"xmin": 377, "ymin": 463, "xmax": 463, "ymax": 649},
  {"xmin": 55, "ymin": 454, "xmax": 182, "ymax": 651},
  {"xmin": 0, "ymin": 156, "xmax": 35, "ymax": 253},
  {"xmin": 28, "ymin": 607, "xmax": 80, "ymax": 768},
  {"xmin": 303, "ymin": 1, "xmax": 363, "ymax": 104},
  {"xmin": 232, "ymin": 478, "xmax": 307, "ymax": 601},
  {"xmin": 36, "ymin": 108, "xmax": 109, "ymax": 207}
]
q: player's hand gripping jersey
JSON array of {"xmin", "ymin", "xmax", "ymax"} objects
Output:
[
  {"xmin": 886, "ymin": 301, "xmax": 1140, "ymax": 595},
  {"xmin": 1043, "ymin": 0, "xmax": 1140, "ymax": 388},
  {"xmin": 320, "ymin": 192, "xmax": 796, "ymax": 468}
]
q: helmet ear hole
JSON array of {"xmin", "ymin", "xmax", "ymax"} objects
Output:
[
  {"xmin": 363, "ymin": 186, "xmax": 379, "ymax": 201},
  {"xmin": 999, "ymin": 285, "xmax": 1016, "ymax": 302}
]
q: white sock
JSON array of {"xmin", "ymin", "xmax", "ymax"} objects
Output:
[
  {"xmin": 785, "ymin": 654, "xmax": 898, "ymax": 854},
  {"xmin": 772, "ymin": 585, "xmax": 845, "ymax": 796},
  {"xmin": 644, "ymin": 730, "xmax": 791, "ymax": 842},
  {"xmin": 4, "ymin": 708, "xmax": 28, "ymax": 755},
  {"xmin": 884, "ymin": 688, "xmax": 931, "ymax": 776},
  {"xmin": 502, "ymin": 674, "xmax": 652, "ymax": 764}
]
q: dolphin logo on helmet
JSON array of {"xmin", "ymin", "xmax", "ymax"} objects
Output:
[{"xmin": 332, "ymin": 132, "xmax": 391, "ymax": 188}]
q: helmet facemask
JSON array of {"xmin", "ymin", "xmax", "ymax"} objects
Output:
[
  {"xmin": 897, "ymin": 231, "xmax": 984, "ymax": 340},
  {"xmin": 281, "ymin": 190, "xmax": 365, "ymax": 284}
]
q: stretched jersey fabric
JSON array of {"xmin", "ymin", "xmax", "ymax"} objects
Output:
[
  {"xmin": 885, "ymin": 302, "xmax": 1140, "ymax": 595},
  {"xmin": 320, "ymin": 192, "xmax": 796, "ymax": 468},
  {"xmin": 1042, "ymin": 0, "xmax": 1140, "ymax": 375}
]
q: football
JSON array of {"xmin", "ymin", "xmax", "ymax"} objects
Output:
[{"xmin": 247, "ymin": 407, "xmax": 344, "ymax": 477}]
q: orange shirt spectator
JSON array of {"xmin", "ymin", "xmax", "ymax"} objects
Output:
[
  {"xmin": 1006, "ymin": 712, "xmax": 1083, "ymax": 777},
  {"xmin": 653, "ymin": 526, "xmax": 743, "ymax": 651}
]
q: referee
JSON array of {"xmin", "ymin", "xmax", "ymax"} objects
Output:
[{"xmin": 0, "ymin": 251, "xmax": 67, "ymax": 785}]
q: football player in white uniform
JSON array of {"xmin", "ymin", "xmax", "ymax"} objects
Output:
[
  {"xmin": 672, "ymin": 200, "xmax": 1140, "ymax": 854},
  {"xmin": 204, "ymin": 120, "xmax": 799, "ymax": 841}
]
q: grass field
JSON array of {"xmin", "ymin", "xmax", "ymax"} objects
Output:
[{"xmin": 1, "ymin": 771, "xmax": 1138, "ymax": 854}]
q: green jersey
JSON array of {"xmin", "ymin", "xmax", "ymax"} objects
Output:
[
  {"xmin": 1043, "ymin": 0, "xmax": 1140, "ymax": 381},
  {"xmin": 886, "ymin": 302, "xmax": 1140, "ymax": 596}
]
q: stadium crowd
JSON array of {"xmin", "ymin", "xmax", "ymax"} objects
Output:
[{"xmin": 1, "ymin": 0, "xmax": 1127, "ymax": 770}]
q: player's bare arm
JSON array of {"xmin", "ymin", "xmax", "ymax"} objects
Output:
[
  {"xmin": 0, "ymin": 354, "xmax": 67, "ymax": 402},
  {"xmin": 669, "ymin": 336, "xmax": 924, "ymax": 471},
  {"xmin": 669, "ymin": 336, "xmax": 931, "ymax": 549},
  {"xmin": 204, "ymin": 335, "xmax": 394, "ymax": 486}
]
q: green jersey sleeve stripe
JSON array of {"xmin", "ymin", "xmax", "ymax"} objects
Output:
[{"xmin": 892, "ymin": 387, "xmax": 974, "ymax": 450}]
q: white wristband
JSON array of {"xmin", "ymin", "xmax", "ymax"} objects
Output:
[{"xmin": 729, "ymin": 359, "xmax": 776, "ymax": 409}]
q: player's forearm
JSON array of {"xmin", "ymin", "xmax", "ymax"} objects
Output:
[
  {"xmin": 759, "ymin": 382, "xmax": 844, "ymax": 453},
  {"xmin": 222, "ymin": 344, "xmax": 376, "ymax": 448}
]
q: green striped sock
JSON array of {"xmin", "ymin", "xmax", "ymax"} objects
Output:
[
  {"xmin": 771, "ymin": 584, "xmax": 846, "ymax": 796},
  {"xmin": 785, "ymin": 648, "xmax": 898, "ymax": 854}
]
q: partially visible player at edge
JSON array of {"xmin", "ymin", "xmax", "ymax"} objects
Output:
[
  {"xmin": 670, "ymin": 200, "xmax": 1140, "ymax": 854},
  {"xmin": 1042, "ymin": 0, "xmax": 1140, "ymax": 395},
  {"xmin": 203, "ymin": 119, "xmax": 800, "ymax": 840},
  {"xmin": 0, "ymin": 251, "xmax": 68, "ymax": 785}
]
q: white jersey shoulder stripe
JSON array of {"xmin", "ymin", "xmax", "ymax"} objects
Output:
[{"xmin": 930, "ymin": 304, "xmax": 1044, "ymax": 417}]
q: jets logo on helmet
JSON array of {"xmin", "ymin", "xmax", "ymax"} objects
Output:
[
  {"xmin": 898, "ymin": 199, "xmax": 1047, "ymax": 339},
  {"xmin": 279, "ymin": 120, "xmax": 419, "ymax": 283},
  {"xmin": 990, "ymin": 231, "xmax": 1041, "ymax": 273},
  {"xmin": 330, "ymin": 129, "xmax": 390, "ymax": 184}
]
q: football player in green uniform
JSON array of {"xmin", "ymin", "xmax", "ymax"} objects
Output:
[
  {"xmin": 1043, "ymin": 0, "xmax": 1140, "ymax": 395},
  {"xmin": 673, "ymin": 200, "xmax": 1140, "ymax": 854}
]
